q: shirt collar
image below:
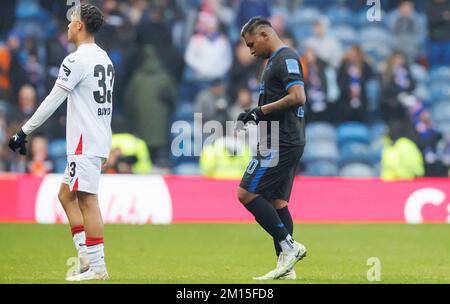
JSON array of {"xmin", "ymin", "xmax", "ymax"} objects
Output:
[{"xmin": 269, "ymin": 45, "xmax": 288, "ymax": 61}]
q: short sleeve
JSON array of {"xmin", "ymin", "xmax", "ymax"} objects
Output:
[
  {"xmin": 55, "ymin": 55, "xmax": 84, "ymax": 92},
  {"xmin": 278, "ymin": 55, "xmax": 304, "ymax": 91}
]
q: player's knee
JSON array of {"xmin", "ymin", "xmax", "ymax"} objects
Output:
[
  {"xmin": 237, "ymin": 187, "xmax": 255, "ymax": 205},
  {"xmin": 58, "ymin": 187, "xmax": 72, "ymax": 204}
]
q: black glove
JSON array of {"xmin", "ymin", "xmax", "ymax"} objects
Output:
[
  {"xmin": 8, "ymin": 129, "xmax": 28, "ymax": 155},
  {"xmin": 237, "ymin": 107, "xmax": 265, "ymax": 124}
]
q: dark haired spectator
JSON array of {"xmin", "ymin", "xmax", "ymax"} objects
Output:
[
  {"xmin": 426, "ymin": 0, "xmax": 450, "ymax": 67},
  {"xmin": 194, "ymin": 79, "xmax": 229, "ymax": 125},
  {"xmin": 27, "ymin": 134, "xmax": 54, "ymax": 176},
  {"xmin": 304, "ymin": 18, "xmax": 343, "ymax": 69},
  {"xmin": 301, "ymin": 47, "xmax": 334, "ymax": 123},
  {"xmin": 227, "ymin": 39, "xmax": 260, "ymax": 104},
  {"xmin": 337, "ymin": 45, "xmax": 373, "ymax": 122},
  {"xmin": 380, "ymin": 51, "xmax": 416, "ymax": 124}
]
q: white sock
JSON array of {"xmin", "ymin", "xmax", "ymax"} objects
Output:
[
  {"xmin": 279, "ymin": 234, "xmax": 297, "ymax": 253},
  {"xmin": 87, "ymin": 243, "xmax": 106, "ymax": 273},
  {"xmin": 73, "ymin": 231, "xmax": 88, "ymax": 260}
]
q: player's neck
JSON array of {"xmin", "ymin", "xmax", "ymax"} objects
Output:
[
  {"xmin": 269, "ymin": 40, "xmax": 287, "ymax": 57},
  {"xmin": 75, "ymin": 36, "xmax": 96, "ymax": 49}
]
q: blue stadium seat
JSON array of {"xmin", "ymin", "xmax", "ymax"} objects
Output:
[
  {"xmin": 306, "ymin": 122, "xmax": 337, "ymax": 142},
  {"xmin": 436, "ymin": 122, "xmax": 450, "ymax": 139},
  {"xmin": 337, "ymin": 122, "xmax": 372, "ymax": 146},
  {"xmin": 303, "ymin": 139, "xmax": 339, "ymax": 163},
  {"xmin": 325, "ymin": 6, "xmax": 353, "ymax": 26},
  {"xmin": 290, "ymin": 6, "xmax": 322, "ymax": 26},
  {"xmin": 429, "ymin": 84, "xmax": 450, "ymax": 102},
  {"xmin": 172, "ymin": 162, "xmax": 201, "ymax": 176},
  {"xmin": 339, "ymin": 162, "xmax": 376, "ymax": 177},
  {"xmin": 328, "ymin": 25, "xmax": 357, "ymax": 48},
  {"xmin": 359, "ymin": 26, "xmax": 394, "ymax": 48},
  {"xmin": 414, "ymin": 83, "xmax": 431, "ymax": 104},
  {"xmin": 305, "ymin": 160, "xmax": 339, "ymax": 177},
  {"xmin": 410, "ymin": 63, "xmax": 429, "ymax": 84},
  {"xmin": 371, "ymin": 121, "xmax": 387, "ymax": 139},
  {"xmin": 48, "ymin": 139, "xmax": 67, "ymax": 173},
  {"xmin": 428, "ymin": 66, "xmax": 450, "ymax": 85},
  {"xmin": 339, "ymin": 142, "xmax": 373, "ymax": 166},
  {"xmin": 431, "ymin": 101, "xmax": 450, "ymax": 124},
  {"xmin": 173, "ymin": 100, "xmax": 194, "ymax": 121}
]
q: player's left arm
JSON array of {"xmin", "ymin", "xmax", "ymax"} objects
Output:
[
  {"xmin": 260, "ymin": 83, "xmax": 306, "ymax": 115},
  {"xmin": 237, "ymin": 55, "xmax": 306, "ymax": 124},
  {"xmin": 261, "ymin": 55, "xmax": 306, "ymax": 115}
]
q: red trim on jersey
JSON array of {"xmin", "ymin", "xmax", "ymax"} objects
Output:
[
  {"xmin": 71, "ymin": 225, "xmax": 84, "ymax": 236},
  {"xmin": 86, "ymin": 237, "xmax": 104, "ymax": 247},
  {"xmin": 75, "ymin": 134, "xmax": 83, "ymax": 155},
  {"xmin": 72, "ymin": 178, "xmax": 79, "ymax": 192}
]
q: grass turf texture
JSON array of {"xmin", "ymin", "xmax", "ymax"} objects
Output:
[{"xmin": 1, "ymin": 223, "xmax": 449, "ymax": 284}]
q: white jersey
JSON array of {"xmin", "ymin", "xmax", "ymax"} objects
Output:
[{"xmin": 55, "ymin": 43, "xmax": 114, "ymax": 158}]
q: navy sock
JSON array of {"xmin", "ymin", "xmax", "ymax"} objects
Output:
[
  {"xmin": 274, "ymin": 206, "xmax": 294, "ymax": 256},
  {"xmin": 245, "ymin": 196, "xmax": 289, "ymax": 242}
]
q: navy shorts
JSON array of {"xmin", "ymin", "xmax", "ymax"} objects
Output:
[{"xmin": 239, "ymin": 145, "xmax": 304, "ymax": 201}]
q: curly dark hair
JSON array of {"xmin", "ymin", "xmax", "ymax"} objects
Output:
[{"xmin": 78, "ymin": 3, "xmax": 104, "ymax": 34}]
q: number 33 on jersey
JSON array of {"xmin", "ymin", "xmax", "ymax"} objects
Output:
[{"xmin": 55, "ymin": 43, "xmax": 114, "ymax": 158}]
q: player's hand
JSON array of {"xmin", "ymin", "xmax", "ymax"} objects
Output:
[
  {"xmin": 237, "ymin": 107, "xmax": 265, "ymax": 124},
  {"xmin": 8, "ymin": 129, "xmax": 28, "ymax": 155}
]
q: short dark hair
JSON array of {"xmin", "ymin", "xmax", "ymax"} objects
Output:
[
  {"xmin": 240, "ymin": 17, "xmax": 272, "ymax": 37},
  {"xmin": 75, "ymin": 4, "xmax": 104, "ymax": 34}
]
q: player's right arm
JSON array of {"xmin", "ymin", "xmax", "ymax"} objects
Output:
[{"xmin": 8, "ymin": 55, "xmax": 83, "ymax": 155}]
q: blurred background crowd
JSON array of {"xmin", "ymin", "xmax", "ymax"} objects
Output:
[{"xmin": 0, "ymin": 0, "xmax": 450, "ymax": 180}]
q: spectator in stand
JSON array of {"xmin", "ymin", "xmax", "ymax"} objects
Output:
[
  {"xmin": 391, "ymin": 0, "xmax": 422, "ymax": 63},
  {"xmin": 235, "ymin": 0, "xmax": 270, "ymax": 30},
  {"xmin": 0, "ymin": 0, "xmax": 16, "ymax": 40},
  {"xmin": 0, "ymin": 45, "xmax": 11, "ymax": 101},
  {"xmin": 300, "ymin": 47, "xmax": 334, "ymax": 123},
  {"xmin": 426, "ymin": 0, "xmax": 450, "ymax": 67},
  {"xmin": 27, "ymin": 134, "xmax": 54, "ymax": 176},
  {"xmin": 442, "ymin": 139, "xmax": 450, "ymax": 176},
  {"xmin": 0, "ymin": 102, "xmax": 7, "ymax": 171},
  {"xmin": 381, "ymin": 119, "xmax": 425, "ymax": 180},
  {"xmin": 124, "ymin": 45, "xmax": 177, "ymax": 168},
  {"xmin": 304, "ymin": 18, "xmax": 343, "ymax": 69},
  {"xmin": 228, "ymin": 39, "xmax": 260, "ymax": 105},
  {"xmin": 400, "ymin": 93, "xmax": 447, "ymax": 177},
  {"xmin": 228, "ymin": 86, "xmax": 258, "ymax": 122},
  {"xmin": 103, "ymin": 133, "xmax": 152, "ymax": 174},
  {"xmin": 184, "ymin": 12, "xmax": 232, "ymax": 84},
  {"xmin": 337, "ymin": 45, "xmax": 373, "ymax": 122},
  {"xmin": 194, "ymin": 78, "xmax": 229, "ymax": 125},
  {"xmin": 5, "ymin": 30, "xmax": 30, "ymax": 102},
  {"xmin": 380, "ymin": 51, "xmax": 416, "ymax": 124},
  {"xmin": 200, "ymin": 130, "xmax": 252, "ymax": 179},
  {"xmin": 16, "ymin": 84, "xmax": 37, "ymax": 122}
]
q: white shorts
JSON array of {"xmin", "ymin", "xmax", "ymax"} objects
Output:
[{"xmin": 62, "ymin": 155, "xmax": 103, "ymax": 194}]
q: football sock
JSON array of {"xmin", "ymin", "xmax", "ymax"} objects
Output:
[
  {"xmin": 274, "ymin": 206, "xmax": 294, "ymax": 256},
  {"xmin": 245, "ymin": 196, "xmax": 289, "ymax": 242},
  {"xmin": 279, "ymin": 234, "xmax": 297, "ymax": 254},
  {"xmin": 71, "ymin": 225, "xmax": 87, "ymax": 259},
  {"xmin": 86, "ymin": 237, "xmax": 106, "ymax": 273}
]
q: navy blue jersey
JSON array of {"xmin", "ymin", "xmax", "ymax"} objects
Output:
[{"xmin": 258, "ymin": 46, "xmax": 306, "ymax": 147}]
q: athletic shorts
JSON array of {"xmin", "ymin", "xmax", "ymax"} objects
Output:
[
  {"xmin": 62, "ymin": 155, "xmax": 103, "ymax": 194},
  {"xmin": 239, "ymin": 145, "xmax": 304, "ymax": 201}
]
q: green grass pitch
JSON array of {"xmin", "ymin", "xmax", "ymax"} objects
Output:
[{"xmin": 1, "ymin": 223, "xmax": 449, "ymax": 283}]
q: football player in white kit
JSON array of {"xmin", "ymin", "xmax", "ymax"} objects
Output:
[{"xmin": 9, "ymin": 4, "xmax": 113, "ymax": 281}]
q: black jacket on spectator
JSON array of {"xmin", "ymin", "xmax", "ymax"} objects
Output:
[
  {"xmin": 337, "ymin": 61, "xmax": 373, "ymax": 122},
  {"xmin": 427, "ymin": 0, "xmax": 450, "ymax": 41}
]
